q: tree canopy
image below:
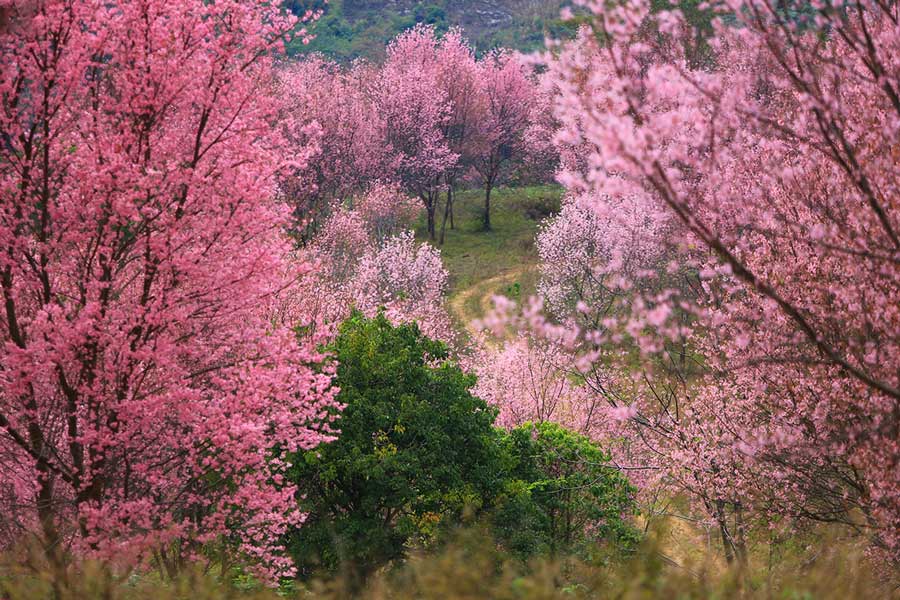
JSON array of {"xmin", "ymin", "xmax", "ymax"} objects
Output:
[{"xmin": 285, "ymin": 312, "xmax": 501, "ymax": 582}]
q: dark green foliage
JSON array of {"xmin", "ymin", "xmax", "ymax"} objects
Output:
[
  {"xmin": 283, "ymin": 313, "xmax": 639, "ymax": 587},
  {"xmin": 492, "ymin": 422, "xmax": 640, "ymax": 560},
  {"xmin": 285, "ymin": 0, "xmax": 446, "ymax": 61},
  {"xmin": 520, "ymin": 193, "xmax": 562, "ymax": 221},
  {"xmin": 478, "ymin": 9, "xmax": 586, "ymax": 56},
  {"xmin": 413, "ymin": 3, "xmax": 448, "ymax": 29},
  {"xmin": 284, "ymin": 0, "xmax": 328, "ymax": 15},
  {"xmin": 284, "ymin": 312, "xmax": 502, "ymax": 583},
  {"xmin": 284, "ymin": 0, "xmax": 575, "ymax": 62}
]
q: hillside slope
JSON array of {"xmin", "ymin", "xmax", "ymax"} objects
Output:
[{"xmin": 286, "ymin": 0, "xmax": 575, "ymax": 61}]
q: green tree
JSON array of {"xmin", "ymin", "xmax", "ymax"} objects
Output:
[
  {"xmin": 492, "ymin": 422, "xmax": 640, "ymax": 560},
  {"xmin": 284, "ymin": 312, "xmax": 501, "ymax": 584}
]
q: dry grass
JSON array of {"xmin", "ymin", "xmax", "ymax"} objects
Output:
[{"xmin": 3, "ymin": 526, "xmax": 896, "ymax": 600}]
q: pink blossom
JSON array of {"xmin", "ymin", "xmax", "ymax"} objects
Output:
[
  {"xmin": 533, "ymin": 0, "xmax": 900, "ymax": 562},
  {"xmin": 0, "ymin": 0, "xmax": 339, "ymax": 581}
]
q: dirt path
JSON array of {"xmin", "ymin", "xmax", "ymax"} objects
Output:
[{"xmin": 448, "ymin": 266, "xmax": 536, "ymax": 338}]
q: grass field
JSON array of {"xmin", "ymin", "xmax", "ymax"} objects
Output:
[
  {"xmin": 415, "ymin": 184, "xmax": 563, "ymax": 329},
  {"xmin": 3, "ymin": 525, "xmax": 888, "ymax": 599}
]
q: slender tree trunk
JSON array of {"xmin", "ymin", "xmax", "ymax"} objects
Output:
[
  {"xmin": 425, "ymin": 194, "xmax": 436, "ymax": 240},
  {"xmin": 33, "ymin": 452, "xmax": 68, "ymax": 595},
  {"xmin": 439, "ymin": 186, "xmax": 453, "ymax": 245},
  {"xmin": 36, "ymin": 469, "xmax": 62, "ymax": 564},
  {"xmin": 483, "ymin": 182, "xmax": 492, "ymax": 231},
  {"xmin": 449, "ymin": 186, "xmax": 455, "ymax": 229},
  {"xmin": 25, "ymin": 398, "xmax": 66, "ymax": 580},
  {"xmin": 715, "ymin": 499, "xmax": 736, "ymax": 565},
  {"xmin": 734, "ymin": 502, "xmax": 749, "ymax": 569}
]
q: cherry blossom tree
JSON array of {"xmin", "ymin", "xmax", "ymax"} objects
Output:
[
  {"xmin": 433, "ymin": 29, "xmax": 483, "ymax": 244},
  {"xmin": 471, "ymin": 51, "xmax": 538, "ymax": 230},
  {"xmin": 536, "ymin": 192, "xmax": 668, "ymax": 327},
  {"xmin": 278, "ymin": 56, "xmax": 382, "ymax": 243},
  {"xmin": 0, "ymin": 0, "xmax": 339, "ymax": 580},
  {"xmin": 354, "ymin": 182, "xmax": 422, "ymax": 246},
  {"xmin": 472, "ymin": 335, "xmax": 608, "ymax": 437},
  {"xmin": 278, "ymin": 27, "xmax": 547, "ymax": 246},
  {"xmin": 296, "ymin": 186, "xmax": 453, "ymax": 345},
  {"xmin": 373, "ymin": 25, "xmax": 457, "ymax": 240},
  {"xmin": 352, "ymin": 231, "xmax": 454, "ymax": 343},
  {"xmin": 520, "ymin": 72, "xmax": 562, "ymax": 187},
  {"xmin": 304, "ymin": 184, "xmax": 421, "ymax": 290},
  {"xmin": 308, "ymin": 208, "xmax": 373, "ymax": 289},
  {"xmin": 535, "ymin": 0, "xmax": 900, "ymax": 562}
]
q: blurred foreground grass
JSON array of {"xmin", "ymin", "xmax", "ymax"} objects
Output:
[{"xmin": 3, "ymin": 525, "xmax": 895, "ymax": 600}]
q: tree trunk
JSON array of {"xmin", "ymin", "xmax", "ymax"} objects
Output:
[
  {"xmin": 439, "ymin": 186, "xmax": 453, "ymax": 245},
  {"xmin": 715, "ymin": 499, "xmax": 736, "ymax": 565},
  {"xmin": 449, "ymin": 187, "xmax": 455, "ymax": 230},
  {"xmin": 425, "ymin": 194, "xmax": 436, "ymax": 240},
  {"xmin": 483, "ymin": 183, "xmax": 492, "ymax": 231},
  {"xmin": 27, "ymin": 409, "xmax": 66, "ymax": 582},
  {"xmin": 734, "ymin": 502, "xmax": 749, "ymax": 569},
  {"xmin": 36, "ymin": 470, "xmax": 65, "ymax": 576}
]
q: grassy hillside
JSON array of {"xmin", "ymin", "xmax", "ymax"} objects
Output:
[
  {"xmin": 414, "ymin": 185, "xmax": 563, "ymax": 329},
  {"xmin": 285, "ymin": 0, "xmax": 580, "ymax": 61}
]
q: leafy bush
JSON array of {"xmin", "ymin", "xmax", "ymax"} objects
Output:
[
  {"xmin": 492, "ymin": 422, "xmax": 640, "ymax": 561},
  {"xmin": 520, "ymin": 194, "xmax": 562, "ymax": 221},
  {"xmin": 283, "ymin": 312, "xmax": 502, "ymax": 585}
]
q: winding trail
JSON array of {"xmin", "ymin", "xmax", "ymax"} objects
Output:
[
  {"xmin": 435, "ymin": 192, "xmax": 728, "ymax": 573},
  {"xmin": 448, "ymin": 266, "xmax": 536, "ymax": 338}
]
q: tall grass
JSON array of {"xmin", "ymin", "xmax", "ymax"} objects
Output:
[{"xmin": 3, "ymin": 526, "xmax": 894, "ymax": 599}]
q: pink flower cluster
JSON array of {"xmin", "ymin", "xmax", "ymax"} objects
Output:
[
  {"xmin": 536, "ymin": 192, "xmax": 668, "ymax": 324},
  {"xmin": 280, "ymin": 25, "xmax": 553, "ymax": 240},
  {"xmin": 293, "ymin": 186, "xmax": 455, "ymax": 345},
  {"xmin": 0, "ymin": 0, "xmax": 339, "ymax": 581},
  {"xmin": 481, "ymin": 0, "xmax": 899, "ymax": 564}
]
